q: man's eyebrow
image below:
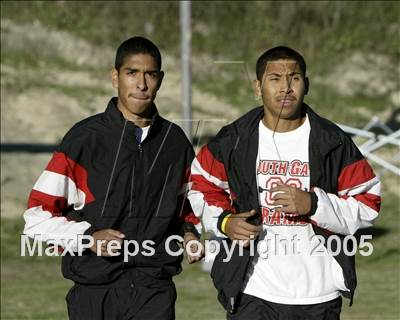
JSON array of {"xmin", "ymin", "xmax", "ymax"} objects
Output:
[
  {"xmin": 123, "ymin": 67, "xmax": 159, "ymax": 73},
  {"xmin": 265, "ymin": 71, "xmax": 302, "ymax": 77},
  {"xmin": 122, "ymin": 67, "xmax": 138, "ymax": 72},
  {"xmin": 288, "ymin": 71, "xmax": 302, "ymax": 75}
]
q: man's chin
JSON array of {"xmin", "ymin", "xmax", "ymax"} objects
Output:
[
  {"xmin": 264, "ymin": 108, "xmax": 303, "ymax": 122},
  {"xmin": 275, "ymin": 102, "xmax": 304, "ymax": 119},
  {"xmin": 128, "ymin": 102, "xmax": 153, "ymax": 116}
]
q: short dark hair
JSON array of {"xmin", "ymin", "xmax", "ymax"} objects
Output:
[
  {"xmin": 256, "ymin": 46, "xmax": 306, "ymax": 81},
  {"xmin": 115, "ymin": 36, "xmax": 162, "ymax": 71}
]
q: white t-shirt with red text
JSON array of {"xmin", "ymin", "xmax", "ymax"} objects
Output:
[{"xmin": 242, "ymin": 115, "xmax": 348, "ymax": 305}]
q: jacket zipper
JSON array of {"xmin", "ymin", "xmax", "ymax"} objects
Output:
[
  {"xmin": 129, "ymin": 162, "xmax": 135, "ymax": 217},
  {"xmin": 229, "ymin": 297, "xmax": 235, "ymax": 313},
  {"xmin": 129, "ymin": 142, "xmax": 143, "ymax": 216},
  {"xmin": 130, "ymin": 142, "xmax": 143, "ymax": 217}
]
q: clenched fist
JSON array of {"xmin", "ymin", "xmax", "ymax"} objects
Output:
[
  {"xmin": 90, "ymin": 229, "xmax": 125, "ymax": 256},
  {"xmin": 225, "ymin": 210, "xmax": 262, "ymax": 247},
  {"xmin": 271, "ymin": 181, "xmax": 312, "ymax": 215}
]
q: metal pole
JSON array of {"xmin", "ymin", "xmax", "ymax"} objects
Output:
[{"xmin": 180, "ymin": 1, "xmax": 192, "ymax": 141}]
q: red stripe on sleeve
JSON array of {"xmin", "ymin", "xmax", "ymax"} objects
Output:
[
  {"xmin": 191, "ymin": 174, "xmax": 234, "ymax": 212},
  {"xmin": 27, "ymin": 189, "xmax": 68, "ymax": 216},
  {"xmin": 338, "ymin": 159, "xmax": 376, "ymax": 192},
  {"xmin": 184, "ymin": 213, "xmax": 201, "ymax": 225},
  {"xmin": 46, "ymin": 152, "xmax": 95, "ymax": 203},
  {"xmin": 197, "ymin": 146, "xmax": 228, "ymax": 182},
  {"xmin": 341, "ymin": 193, "xmax": 381, "ymax": 212}
]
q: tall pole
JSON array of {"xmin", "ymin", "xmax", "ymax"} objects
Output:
[{"xmin": 180, "ymin": 1, "xmax": 192, "ymax": 141}]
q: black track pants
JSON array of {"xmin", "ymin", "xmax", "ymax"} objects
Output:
[
  {"xmin": 227, "ymin": 293, "xmax": 342, "ymax": 320},
  {"xmin": 66, "ymin": 281, "xmax": 176, "ymax": 320}
]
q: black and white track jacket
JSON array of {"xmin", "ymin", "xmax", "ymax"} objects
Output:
[
  {"xmin": 188, "ymin": 104, "xmax": 381, "ymax": 312},
  {"xmin": 24, "ymin": 97, "xmax": 200, "ymax": 284}
]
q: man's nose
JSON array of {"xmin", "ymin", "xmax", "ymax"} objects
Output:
[
  {"xmin": 280, "ymin": 76, "xmax": 293, "ymax": 93},
  {"xmin": 137, "ymin": 73, "xmax": 147, "ymax": 91}
]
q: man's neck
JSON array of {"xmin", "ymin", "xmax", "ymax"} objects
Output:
[
  {"xmin": 123, "ymin": 113, "xmax": 152, "ymax": 128},
  {"xmin": 117, "ymin": 105, "xmax": 153, "ymax": 128}
]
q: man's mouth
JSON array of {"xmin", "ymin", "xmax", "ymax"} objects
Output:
[
  {"xmin": 130, "ymin": 95, "xmax": 149, "ymax": 100},
  {"xmin": 277, "ymin": 96, "xmax": 296, "ymax": 105}
]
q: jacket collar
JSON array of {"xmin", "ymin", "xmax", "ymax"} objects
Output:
[
  {"xmin": 104, "ymin": 97, "xmax": 162, "ymax": 139},
  {"xmin": 234, "ymin": 103, "xmax": 343, "ymax": 156}
]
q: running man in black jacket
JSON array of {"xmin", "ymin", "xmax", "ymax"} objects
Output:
[
  {"xmin": 23, "ymin": 37, "xmax": 202, "ymax": 320},
  {"xmin": 188, "ymin": 46, "xmax": 381, "ymax": 319}
]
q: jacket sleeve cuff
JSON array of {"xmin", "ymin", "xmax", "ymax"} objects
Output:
[
  {"xmin": 83, "ymin": 226, "xmax": 97, "ymax": 236},
  {"xmin": 309, "ymin": 192, "xmax": 318, "ymax": 216},
  {"xmin": 217, "ymin": 210, "xmax": 233, "ymax": 236}
]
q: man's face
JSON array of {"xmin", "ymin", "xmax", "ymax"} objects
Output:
[
  {"xmin": 111, "ymin": 53, "xmax": 163, "ymax": 117},
  {"xmin": 254, "ymin": 59, "xmax": 308, "ymax": 120}
]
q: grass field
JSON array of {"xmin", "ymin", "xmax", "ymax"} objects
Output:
[{"xmin": 1, "ymin": 184, "xmax": 399, "ymax": 320}]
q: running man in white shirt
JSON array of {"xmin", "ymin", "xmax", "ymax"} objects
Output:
[{"xmin": 188, "ymin": 46, "xmax": 381, "ymax": 319}]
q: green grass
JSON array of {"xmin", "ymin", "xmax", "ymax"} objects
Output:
[{"xmin": 2, "ymin": 186, "xmax": 399, "ymax": 319}]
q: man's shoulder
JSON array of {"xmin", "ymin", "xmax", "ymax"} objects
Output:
[
  {"xmin": 306, "ymin": 106, "xmax": 350, "ymax": 140},
  {"xmin": 58, "ymin": 112, "xmax": 105, "ymax": 152},
  {"xmin": 70, "ymin": 113, "xmax": 103, "ymax": 133},
  {"xmin": 232, "ymin": 106, "xmax": 264, "ymax": 128},
  {"xmin": 205, "ymin": 106, "xmax": 262, "ymax": 157}
]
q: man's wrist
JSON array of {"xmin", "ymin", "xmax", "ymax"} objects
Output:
[
  {"xmin": 217, "ymin": 210, "xmax": 233, "ymax": 235},
  {"xmin": 221, "ymin": 214, "xmax": 232, "ymax": 235},
  {"xmin": 83, "ymin": 226, "xmax": 97, "ymax": 236}
]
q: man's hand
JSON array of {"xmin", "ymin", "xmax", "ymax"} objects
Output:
[
  {"xmin": 225, "ymin": 210, "xmax": 262, "ymax": 247},
  {"xmin": 271, "ymin": 181, "xmax": 311, "ymax": 215},
  {"xmin": 90, "ymin": 229, "xmax": 125, "ymax": 257},
  {"xmin": 183, "ymin": 232, "xmax": 204, "ymax": 264}
]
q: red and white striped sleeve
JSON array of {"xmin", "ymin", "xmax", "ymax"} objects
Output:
[
  {"xmin": 188, "ymin": 145, "xmax": 234, "ymax": 237},
  {"xmin": 311, "ymin": 158, "xmax": 381, "ymax": 235},
  {"xmin": 23, "ymin": 152, "xmax": 95, "ymax": 251}
]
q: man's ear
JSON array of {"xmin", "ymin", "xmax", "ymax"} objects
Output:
[
  {"xmin": 304, "ymin": 77, "xmax": 309, "ymax": 95},
  {"xmin": 111, "ymin": 68, "xmax": 119, "ymax": 88},
  {"xmin": 253, "ymin": 79, "xmax": 261, "ymax": 98}
]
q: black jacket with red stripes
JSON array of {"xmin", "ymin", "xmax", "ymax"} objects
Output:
[
  {"xmin": 189, "ymin": 104, "xmax": 380, "ymax": 313},
  {"xmin": 24, "ymin": 97, "xmax": 200, "ymax": 285}
]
